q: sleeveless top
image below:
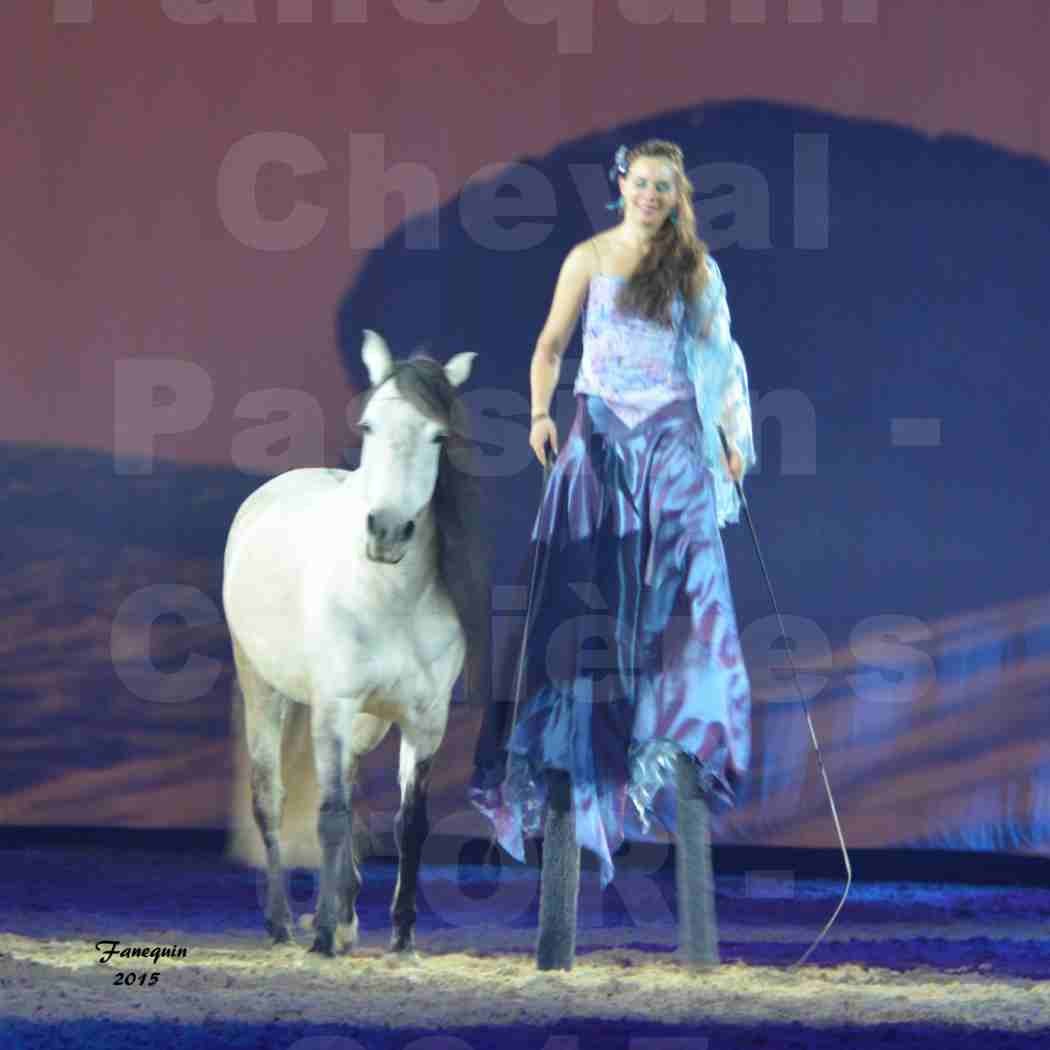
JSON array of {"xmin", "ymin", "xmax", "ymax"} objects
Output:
[
  {"xmin": 572, "ymin": 256, "xmax": 757, "ymax": 527},
  {"xmin": 573, "ymin": 274, "xmax": 694, "ymax": 429}
]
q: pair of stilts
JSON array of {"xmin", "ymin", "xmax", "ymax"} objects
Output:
[
  {"xmin": 534, "ymin": 763, "xmax": 719, "ymax": 971},
  {"xmin": 526, "ymin": 434, "xmax": 850, "ymax": 970},
  {"xmin": 517, "ymin": 457, "xmax": 720, "ymax": 971}
]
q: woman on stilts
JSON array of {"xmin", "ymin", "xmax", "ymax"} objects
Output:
[{"xmin": 471, "ymin": 140, "xmax": 756, "ymax": 970}]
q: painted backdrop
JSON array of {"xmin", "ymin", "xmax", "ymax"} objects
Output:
[{"xmin": 2, "ymin": 2, "xmax": 1048, "ymax": 859}]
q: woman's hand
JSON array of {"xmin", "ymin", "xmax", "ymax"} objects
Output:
[
  {"xmin": 530, "ymin": 416, "xmax": 559, "ymax": 467},
  {"xmin": 725, "ymin": 445, "xmax": 743, "ymax": 483}
]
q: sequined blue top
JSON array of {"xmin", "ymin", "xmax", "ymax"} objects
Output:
[
  {"xmin": 574, "ymin": 273, "xmax": 694, "ymax": 429},
  {"xmin": 574, "ymin": 254, "xmax": 756, "ymax": 526}
]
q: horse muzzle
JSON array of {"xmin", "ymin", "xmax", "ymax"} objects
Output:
[
  {"xmin": 365, "ymin": 509, "xmax": 415, "ymax": 564},
  {"xmin": 365, "ymin": 541, "xmax": 406, "ymax": 565}
]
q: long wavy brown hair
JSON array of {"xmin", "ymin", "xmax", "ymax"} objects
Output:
[
  {"xmin": 615, "ymin": 140, "xmax": 710, "ymax": 327},
  {"xmin": 357, "ymin": 355, "xmax": 490, "ymax": 704}
]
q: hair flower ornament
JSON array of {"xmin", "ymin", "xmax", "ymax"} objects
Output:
[{"xmin": 606, "ymin": 144, "xmax": 629, "ymax": 211}]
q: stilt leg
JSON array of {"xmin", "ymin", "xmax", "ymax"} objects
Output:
[
  {"xmin": 676, "ymin": 753, "xmax": 720, "ymax": 967},
  {"xmin": 536, "ymin": 769, "xmax": 580, "ymax": 971}
]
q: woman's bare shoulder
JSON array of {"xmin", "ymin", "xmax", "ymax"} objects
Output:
[
  {"xmin": 571, "ymin": 232, "xmax": 610, "ymax": 263},
  {"xmin": 559, "ymin": 236, "xmax": 604, "ymax": 281}
]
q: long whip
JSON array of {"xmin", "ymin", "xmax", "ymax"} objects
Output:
[
  {"xmin": 479, "ymin": 456, "xmax": 553, "ymax": 865},
  {"xmin": 717, "ymin": 426, "xmax": 852, "ymax": 967},
  {"xmin": 505, "ymin": 457, "xmax": 554, "ymax": 752}
]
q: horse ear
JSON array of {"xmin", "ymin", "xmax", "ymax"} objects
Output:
[
  {"xmin": 361, "ymin": 330, "xmax": 393, "ymax": 386},
  {"xmin": 444, "ymin": 351, "xmax": 477, "ymax": 388}
]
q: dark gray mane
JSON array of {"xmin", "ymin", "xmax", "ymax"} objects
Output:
[{"xmin": 359, "ymin": 354, "xmax": 490, "ymax": 703}]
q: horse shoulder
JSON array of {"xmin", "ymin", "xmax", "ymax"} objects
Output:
[
  {"xmin": 224, "ymin": 470, "xmax": 353, "ymax": 663},
  {"xmin": 412, "ymin": 581, "xmax": 468, "ymax": 679}
]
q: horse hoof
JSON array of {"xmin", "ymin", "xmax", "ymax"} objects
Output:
[
  {"xmin": 309, "ymin": 930, "xmax": 337, "ymax": 957},
  {"xmin": 267, "ymin": 923, "xmax": 295, "ymax": 946},
  {"xmin": 339, "ymin": 918, "xmax": 359, "ymax": 944},
  {"xmin": 389, "ymin": 929, "xmax": 415, "ymax": 954}
]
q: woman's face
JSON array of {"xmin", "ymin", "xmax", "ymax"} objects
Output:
[{"xmin": 619, "ymin": 156, "xmax": 678, "ymax": 229}]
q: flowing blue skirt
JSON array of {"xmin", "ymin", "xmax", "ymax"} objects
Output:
[{"xmin": 471, "ymin": 395, "xmax": 751, "ymax": 885}]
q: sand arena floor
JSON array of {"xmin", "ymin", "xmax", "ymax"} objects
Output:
[{"xmin": 2, "ymin": 842, "xmax": 1048, "ymax": 1049}]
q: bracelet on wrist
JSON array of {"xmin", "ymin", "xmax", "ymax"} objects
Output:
[{"xmin": 531, "ymin": 412, "xmax": 550, "ymax": 423}]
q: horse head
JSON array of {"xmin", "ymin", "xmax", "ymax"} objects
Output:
[{"xmin": 356, "ymin": 330, "xmax": 477, "ymax": 565}]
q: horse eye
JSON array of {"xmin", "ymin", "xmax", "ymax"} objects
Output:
[
  {"xmin": 432, "ymin": 433, "xmax": 448, "ymax": 445},
  {"xmin": 354, "ymin": 421, "xmax": 372, "ymax": 435}
]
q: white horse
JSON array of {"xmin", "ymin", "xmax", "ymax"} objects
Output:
[{"xmin": 222, "ymin": 331, "xmax": 488, "ymax": 956}]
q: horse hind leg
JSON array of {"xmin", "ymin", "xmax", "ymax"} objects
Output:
[
  {"xmin": 675, "ymin": 752, "xmax": 720, "ymax": 967},
  {"xmin": 236, "ymin": 645, "xmax": 294, "ymax": 944},
  {"xmin": 536, "ymin": 769, "xmax": 581, "ymax": 971}
]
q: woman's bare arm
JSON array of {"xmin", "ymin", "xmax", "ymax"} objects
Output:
[{"xmin": 530, "ymin": 243, "xmax": 593, "ymax": 416}]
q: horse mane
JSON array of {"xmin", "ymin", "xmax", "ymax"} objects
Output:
[{"xmin": 360, "ymin": 354, "xmax": 491, "ymax": 703}]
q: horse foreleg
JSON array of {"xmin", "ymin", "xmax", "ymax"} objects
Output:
[
  {"xmin": 337, "ymin": 754, "xmax": 361, "ymax": 949},
  {"xmin": 390, "ymin": 734, "xmax": 436, "ymax": 953},
  {"xmin": 237, "ymin": 649, "xmax": 293, "ymax": 945},
  {"xmin": 339, "ymin": 714, "xmax": 392, "ymax": 950},
  {"xmin": 675, "ymin": 752, "xmax": 720, "ymax": 967},
  {"xmin": 310, "ymin": 701, "xmax": 357, "ymax": 957},
  {"xmin": 536, "ymin": 769, "xmax": 581, "ymax": 971}
]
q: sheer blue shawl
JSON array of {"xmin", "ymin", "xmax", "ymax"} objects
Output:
[{"xmin": 683, "ymin": 254, "xmax": 756, "ymax": 527}]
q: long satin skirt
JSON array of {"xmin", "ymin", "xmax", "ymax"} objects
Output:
[{"xmin": 470, "ymin": 395, "xmax": 751, "ymax": 885}]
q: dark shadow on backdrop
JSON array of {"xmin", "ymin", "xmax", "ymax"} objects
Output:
[{"xmin": 335, "ymin": 100, "xmax": 1050, "ymax": 647}]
